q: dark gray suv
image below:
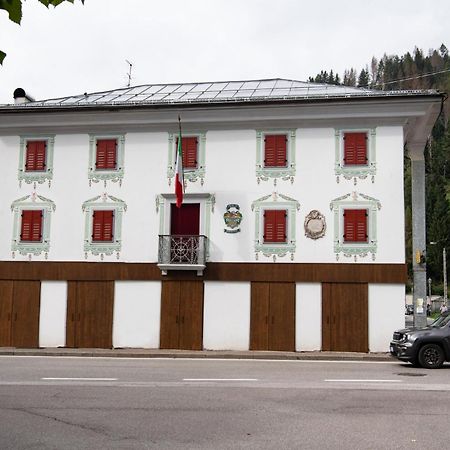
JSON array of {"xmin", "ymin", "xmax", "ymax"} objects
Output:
[{"xmin": 390, "ymin": 312, "xmax": 450, "ymax": 369}]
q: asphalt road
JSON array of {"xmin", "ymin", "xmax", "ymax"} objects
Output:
[{"xmin": 1, "ymin": 356, "xmax": 449, "ymax": 450}]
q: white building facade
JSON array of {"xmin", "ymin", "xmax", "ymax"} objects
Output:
[{"xmin": 0, "ymin": 79, "xmax": 442, "ymax": 352}]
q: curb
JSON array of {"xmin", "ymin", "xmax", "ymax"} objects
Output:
[{"xmin": 0, "ymin": 348, "xmax": 394, "ymax": 362}]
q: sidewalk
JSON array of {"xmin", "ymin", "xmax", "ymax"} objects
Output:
[{"xmin": 0, "ymin": 347, "xmax": 393, "ymax": 361}]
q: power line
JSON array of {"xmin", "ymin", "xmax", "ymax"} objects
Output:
[{"xmin": 373, "ymin": 68, "xmax": 450, "ymax": 87}]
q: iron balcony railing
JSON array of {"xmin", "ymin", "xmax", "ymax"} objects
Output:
[{"xmin": 158, "ymin": 235, "xmax": 207, "ymax": 267}]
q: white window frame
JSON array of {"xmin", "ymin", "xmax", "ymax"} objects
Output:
[
  {"xmin": 330, "ymin": 191, "xmax": 381, "ymax": 261},
  {"xmin": 88, "ymin": 134, "xmax": 125, "ymax": 186},
  {"xmin": 335, "ymin": 128, "xmax": 376, "ymax": 184},
  {"xmin": 18, "ymin": 135, "xmax": 55, "ymax": 187},
  {"xmin": 256, "ymin": 130, "xmax": 296, "ymax": 185},
  {"xmin": 11, "ymin": 193, "xmax": 55, "ymax": 259},
  {"xmin": 82, "ymin": 194, "xmax": 127, "ymax": 259},
  {"xmin": 251, "ymin": 192, "xmax": 300, "ymax": 261}
]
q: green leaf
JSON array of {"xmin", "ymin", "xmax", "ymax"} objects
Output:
[
  {"xmin": 0, "ymin": 0, "xmax": 23, "ymax": 24},
  {"xmin": 0, "ymin": 50, "xmax": 6, "ymax": 65}
]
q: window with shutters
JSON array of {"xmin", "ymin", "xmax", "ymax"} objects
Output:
[
  {"xmin": 263, "ymin": 210, "xmax": 287, "ymax": 243},
  {"xmin": 92, "ymin": 210, "xmax": 114, "ymax": 242},
  {"xmin": 20, "ymin": 210, "xmax": 43, "ymax": 242},
  {"xmin": 82, "ymin": 193, "xmax": 127, "ymax": 259},
  {"xmin": 330, "ymin": 192, "xmax": 381, "ymax": 261},
  {"xmin": 252, "ymin": 192, "xmax": 300, "ymax": 261},
  {"xmin": 11, "ymin": 193, "xmax": 55, "ymax": 259},
  {"xmin": 88, "ymin": 134, "xmax": 125, "ymax": 186},
  {"xmin": 18, "ymin": 136, "xmax": 55, "ymax": 187},
  {"xmin": 335, "ymin": 128, "xmax": 376, "ymax": 184},
  {"xmin": 167, "ymin": 132, "xmax": 206, "ymax": 185},
  {"xmin": 256, "ymin": 130, "xmax": 296, "ymax": 185}
]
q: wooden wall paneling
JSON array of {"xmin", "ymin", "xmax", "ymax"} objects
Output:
[
  {"xmin": 160, "ymin": 281, "xmax": 181, "ymax": 349},
  {"xmin": 11, "ymin": 281, "xmax": 41, "ymax": 348},
  {"xmin": 179, "ymin": 281, "xmax": 204, "ymax": 350},
  {"xmin": 0, "ymin": 261, "xmax": 407, "ymax": 284},
  {"xmin": 0, "ymin": 281, "xmax": 13, "ymax": 346},
  {"xmin": 75, "ymin": 281, "xmax": 114, "ymax": 349},
  {"xmin": 321, "ymin": 283, "xmax": 332, "ymax": 351},
  {"xmin": 250, "ymin": 282, "xmax": 270, "ymax": 350},
  {"xmin": 269, "ymin": 283, "xmax": 295, "ymax": 351},
  {"xmin": 323, "ymin": 283, "xmax": 368, "ymax": 353},
  {"xmin": 66, "ymin": 281, "xmax": 78, "ymax": 348}
]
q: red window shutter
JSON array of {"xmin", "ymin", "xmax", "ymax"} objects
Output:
[
  {"xmin": 179, "ymin": 137, "xmax": 198, "ymax": 169},
  {"xmin": 344, "ymin": 209, "xmax": 368, "ymax": 243},
  {"xmin": 96, "ymin": 139, "xmax": 117, "ymax": 170},
  {"xmin": 264, "ymin": 134, "xmax": 287, "ymax": 167},
  {"xmin": 344, "ymin": 132, "xmax": 367, "ymax": 166},
  {"xmin": 25, "ymin": 141, "xmax": 46, "ymax": 171},
  {"xmin": 263, "ymin": 209, "xmax": 287, "ymax": 243},
  {"xmin": 20, "ymin": 210, "xmax": 43, "ymax": 242},
  {"xmin": 92, "ymin": 210, "xmax": 114, "ymax": 242}
]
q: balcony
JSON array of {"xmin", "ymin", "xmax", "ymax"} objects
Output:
[{"xmin": 157, "ymin": 235, "xmax": 207, "ymax": 276}]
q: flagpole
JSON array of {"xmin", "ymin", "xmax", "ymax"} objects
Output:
[{"xmin": 175, "ymin": 115, "xmax": 185, "ymax": 208}]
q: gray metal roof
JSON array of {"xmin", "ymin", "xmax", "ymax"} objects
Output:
[{"xmin": 2, "ymin": 78, "xmax": 440, "ymax": 109}]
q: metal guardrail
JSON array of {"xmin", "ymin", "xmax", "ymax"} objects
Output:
[{"xmin": 158, "ymin": 235, "xmax": 207, "ymax": 266}]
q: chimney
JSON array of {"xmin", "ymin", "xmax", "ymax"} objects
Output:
[{"xmin": 13, "ymin": 88, "xmax": 34, "ymax": 104}]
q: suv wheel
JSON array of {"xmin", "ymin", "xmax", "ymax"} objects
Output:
[{"xmin": 418, "ymin": 344, "xmax": 445, "ymax": 369}]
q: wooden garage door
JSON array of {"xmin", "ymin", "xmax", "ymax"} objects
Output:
[
  {"xmin": 322, "ymin": 282, "xmax": 368, "ymax": 353},
  {"xmin": 160, "ymin": 280, "xmax": 203, "ymax": 350},
  {"xmin": 66, "ymin": 281, "xmax": 114, "ymax": 349},
  {"xmin": 250, "ymin": 282, "xmax": 295, "ymax": 351},
  {"xmin": 0, "ymin": 280, "xmax": 40, "ymax": 348}
]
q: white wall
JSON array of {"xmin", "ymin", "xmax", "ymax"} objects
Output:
[
  {"xmin": 296, "ymin": 283, "xmax": 322, "ymax": 351},
  {"xmin": 39, "ymin": 281, "xmax": 67, "ymax": 348},
  {"xmin": 369, "ymin": 284, "xmax": 405, "ymax": 352},
  {"xmin": 0, "ymin": 125, "xmax": 405, "ymax": 264},
  {"xmin": 203, "ymin": 282, "xmax": 250, "ymax": 350},
  {"xmin": 113, "ymin": 281, "xmax": 161, "ymax": 348}
]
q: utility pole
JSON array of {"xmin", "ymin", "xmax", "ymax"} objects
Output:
[{"xmin": 444, "ymin": 247, "xmax": 448, "ymax": 306}]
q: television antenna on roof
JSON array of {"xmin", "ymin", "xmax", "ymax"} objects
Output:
[{"xmin": 125, "ymin": 60, "xmax": 133, "ymax": 88}]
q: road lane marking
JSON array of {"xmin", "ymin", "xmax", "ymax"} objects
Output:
[
  {"xmin": 325, "ymin": 379, "xmax": 402, "ymax": 383},
  {"xmin": 183, "ymin": 378, "xmax": 258, "ymax": 381},
  {"xmin": 41, "ymin": 377, "xmax": 118, "ymax": 381}
]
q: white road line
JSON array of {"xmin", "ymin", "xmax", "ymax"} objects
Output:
[
  {"xmin": 41, "ymin": 377, "xmax": 118, "ymax": 381},
  {"xmin": 183, "ymin": 378, "xmax": 258, "ymax": 382},
  {"xmin": 325, "ymin": 379, "xmax": 402, "ymax": 383}
]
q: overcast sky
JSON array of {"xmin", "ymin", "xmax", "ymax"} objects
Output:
[{"xmin": 0, "ymin": 0, "xmax": 448, "ymax": 104}]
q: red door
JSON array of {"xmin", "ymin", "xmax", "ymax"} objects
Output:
[{"xmin": 171, "ymin": 203, "xmax": 200, "ymax": 235}]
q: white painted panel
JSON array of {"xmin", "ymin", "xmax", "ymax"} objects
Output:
[
  {"xmin": 39, "ymin": 281, "xmax": 67, "ymax": 348},
  {"xmin": 113, "ymin": 281, "xmax": 161, "ymax": 348},
  {"xmin": 369, "ymin": 284, "xmax": 405, "ymax": 352},
  {"xmin": 296, "ymin": 283, "xmax": 322, "ymax": 351},
  {"xmin": 203, "ymin": 282, "xmax": 250, "ymax": 350}
]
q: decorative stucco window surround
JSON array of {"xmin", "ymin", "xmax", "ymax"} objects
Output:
[
  {"xmin": 335, "ymin": 128, "xmax": 376, "ymax": 184},
  {"xmin": 11, "ymin": 192, "xmax": 55, "ymax": 259},
  {"xmin": 167, "ymin": 132, "xmax": 206, "ymax": 185},
  {"xmin": 156, "ymin": 193, "xmax": 215, "ymax": 260},
  {"xmin": 18, "ymin": 136, "xmax": 55, "ymax": 187},
  {"xmin": 82, "ymin": 193, "xmax": 127, "ymax": 260},
  {"xmin": 251, "ymin": 192, "xmax": 300, "ymax": 262},
  {"xmin": 330, "ymin": 191, "xmax": 381, "ymax": 261},
  {"xmin": 256, "ymin": 130, "xmax": 296, "ymax": 185},
  {"xmin": 88, "ymin": 134, "xmax": 125, "ymax": 186}
]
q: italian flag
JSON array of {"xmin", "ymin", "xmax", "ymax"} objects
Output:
[{"xmin": 175, "ymin": 127, "xmax": 184, "ymax": 208}]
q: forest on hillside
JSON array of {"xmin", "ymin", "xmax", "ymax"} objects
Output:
[{"xmin": 310, "ymin": 45, "xmax": 450, "ymax": 293}]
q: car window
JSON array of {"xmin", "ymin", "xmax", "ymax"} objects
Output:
[{"xmin": 431, "ymin": 314, "xmax": 450, "ymax": 327}]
